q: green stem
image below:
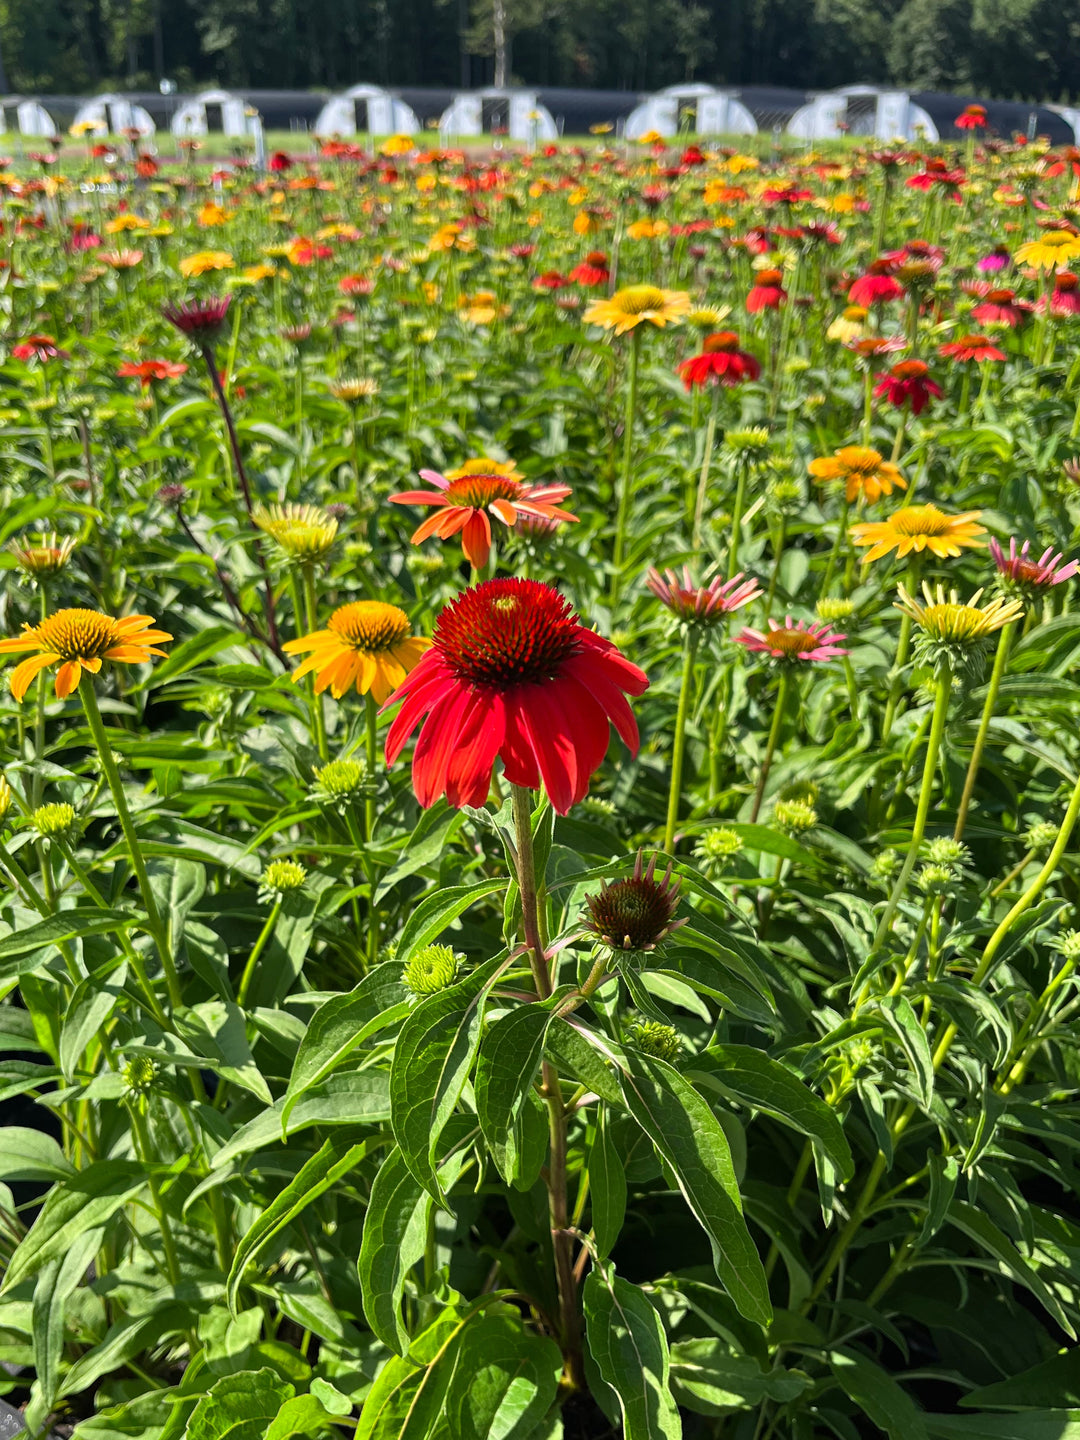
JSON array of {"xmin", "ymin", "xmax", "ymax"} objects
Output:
[
  {"xmin": 237, "ymin": 899, "xmax": 281, "ymax": 1008},
  {"xmin": 749, "ymin": 669, "xmax": 790, "ymax": 823},
  {"xmin": 953, "ymin": 619, "xmax": 1015, "ymax": 841},
  {"xmin": 80, "ymin": 682, "xmax": 181, "ymax": 1012},
  {"xmin": 511, "ymin": 785, "xmax": 583, "ymax": 1389},
  {"xmin": 663, "ymin": 630, "xmax": 700, "ymax": 852},
  {"xmin": 610, "ymin": 329, "xmax": 641, "ymax": 611},
  {"xmin": 727, "ymin": 458, "xmax": 749, "ymax": 581},
  {"xmin": 869, "ymin": 667, "xmax": 953, "ymax": 957},
  {"xmin": 691, "ymin": 386, "xmax": 720, "ymax": 549},
  {"xmin": 300, "ymin": 566, "xmax": 329, "ymax": 762}
]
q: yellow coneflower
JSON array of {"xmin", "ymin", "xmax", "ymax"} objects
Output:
[
  {"xmin": 253, "ymin": 503, "xmax": 338, "ymax": 564},
  {"xmin": 10, "ymin": 534, "xmax": 77, "ymax": 577},
  {"xmin": 283, "ymin": 601, "xmax": 429, "ymax": 703},
  {"xmin": 179, "ymin": 250, "xmax": 235, "ymax": 278},
  {"xmin": 685, "ymin": 304, "xmax": 733, "ymax": 330},
  {"xmin": 380, "ymin": 134, "xmax": 415, "ymax": 157},
  {"xmin": 583, "ymin": 283, "xmax": 691, "ymax": 335},
  {"xmin": 895, "ymin": 582, "xmax": 1024, "ymax": 643},
  {"xmin": 330, "ymin": 377, "xmax": 380, "ymax": 405},
  {"xmin": 459, "ymin": 291, "xmax": 509, "ymax": 325},
  {"xmin": 1015, "ymin": 230, "xmax": 1080, "ymax": 270},
  {"xmin": 809, "ymin": 445, "xmax": 906, "ymax": 504},
  {"xmin": 850, "ymin": 504, "xmax": 985, "ymax": 563},
  {"xmin": 826, "ymin": 305, "xmax": 869, "ymax": 343},
  {"xmin": 0, "ymin": 609, "xmax": 172, "ymax": 700}
]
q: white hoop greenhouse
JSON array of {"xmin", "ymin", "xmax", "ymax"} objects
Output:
[
  {"xmin": 0, "ymin": 97, "xmax": 57, "ymax": 138},
  {"xmin": 314, "ymin": 84, "xmax": 419, "ymax": 138},
  {"xmin": 72, "ymin": 94, "xmax": 156, "ymax": 138},
  {"xmin": 439, "ymin": 88, "xmax": 558, "ymax": 142},
  {"xmin": 787, "ymin": 87, "xmax": 938, "ymax": 142},
  {"xmin": 625, "ymin": 84, "xmax": 757, "ymax": 140},
  {"xmin": 171, "ymin": 89, "xmax": 259, "ymax": 139}
]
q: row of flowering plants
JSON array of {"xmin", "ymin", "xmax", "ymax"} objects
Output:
[{"xmin": 3, "ymin": 119, "xmax": 1080, "ymax": 1439}]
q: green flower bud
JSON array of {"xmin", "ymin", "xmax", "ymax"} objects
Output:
[
  {"xmin": 816, "ymin": 596, "xmax": 855, "ymax": 623},
  {"xmin": 309, "ymin": 757, "xmax": 370, "ymax": 809},
  {"xmin": 871, "ymin": 849, "xmax": 900, "ymax": 886},
  {"xmin": 1026, "ymin": 820, "xmax": 1058, "ymax": 853},
  {"xmin": 916, "ymin": 862, "xmax": 955, "ymax": 896},
  {"xmin": 123, "ymin": 1056, "xmax": 159, "ymax": 1095},
  {"xmin": 403, "ymin": 943, "xmax": 459, "ymax": 997},
  {"xmin": 925, "ymin": 837, "xmax": 970, "ymax": 868},
  {"xmin": 774, "ymin": 798, "xmax": 817, "ymax": 835},
  {"xmin": 628, "ymin": 1020, "xmax": 681, "ymax": 1063},
  {"xmin": 259, "ymin": 859, "xmax": 308, "ymax": 902},
  {"xmin": 32, "ymin": 802, "xmax": 77, "ymax": 840},
  {"xmin": 1053, "ymin": 929, "xmax": 1080, "ymax": 962},
  {"xmin": 695, "ymin": 826, "xmax": 744, "ymax": 872}
]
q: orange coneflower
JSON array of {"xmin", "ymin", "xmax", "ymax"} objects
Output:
[
  {"xmin": 283, "ymin": 601, "xmax": 429, "ymax": 704},
  {"xmin": 390, "ymin": 460, "xmax": 577, "ymax": 571},
  {"xmin": 938, "ymin": 334, "xmax": 1006, "ymax": 363},
  {"xmin": 850, "ymin": 504, "xmax": 986, "ymax": 563},
  {"xmin": 809, "ymin": 446, "xmax": 906, "ymax": 504},
  {"xmin": 583, "ymin": 284, "xmax": 690, "ymax": 335},
  {"xmin": 0, "ymin": 609, "xmax": 172, "ymax": 700}
]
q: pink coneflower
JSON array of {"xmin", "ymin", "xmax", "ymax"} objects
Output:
[
  {"xmin": 647, "ymin": 567, "xmax": 762, "ymax": 624},
  {"xmin": 162, "ymin": 296, "xmax": 231, "ymax": 346},
  {"xmin": 1036, "ymin": 271, "xmax": 1080, "ymax": 316},
  {"xmin": 977, "ymin": 246, "xmax": 1010, "ymax": 273},
  {"xmin": 735, "ymin": 616, "xmax": 848, "ymax": 664},
  {"xmin": 990, "ymin": 537, "xmax": 1079, "ymax": 597},
  {"xmin": 11, "ymin": 334, "xmax": 68, "ymax": 363}
]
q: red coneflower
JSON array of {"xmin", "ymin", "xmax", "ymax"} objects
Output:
[
  {"xmin": 117, "ymin": 359, "xmax": 189, "ymax": 387},
  {"xmin": 11, "ymin": 334, "xmax": 68, "ymax": 363},
  {"xmin": 676, "ymin": 331, "xmax": 761, "ymax": 390},
  {"xmin": 162, "ymin": 296, "xmax": 231, "ymax": 347},
  {"xmin": 384, "ymin": 578, "xmax": 649, "ymax": 814},
  {"xmin": 849, "ymin": 262, "xmax": 904, "ymax": 308},
  {"xmin": 569, "ymin": 251, "xmax": 610, "ymax": 286},
  {"xmin": 268, "ymin": 151, "xmax": 293, "ymax": 172},
  {"xmin": 874, "ymin": 359, "xmax": 943, "ymax": 415},
  {"xmin": 938, "ymin": 333, "xmax": 1006, "ymax": 363},
  {"xmin": 735, "ymin": 616, "xmax": 848, "ymax": 665},
  {"xmin": 389, "ymin": 460, "xmax": 577, "ymax": 571},
  {"xmin": 955, "ymin": 104, "xmax": 987, "ymax": 131},
  {"xmin": 969, "ymin": 286, "xmax": 1030, "ymax": 327},
  {"xmin": 746, "ymin": 268, "xmax": 787, "ymax": 312},
  {"xmin": 532, "ymin": 270, "xmax": 569, "ymax": 290}
]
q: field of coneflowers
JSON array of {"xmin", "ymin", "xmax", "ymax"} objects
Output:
[{"xmin": 3, "ymin": 117, "xmax": 1080, "ymax": 1439}]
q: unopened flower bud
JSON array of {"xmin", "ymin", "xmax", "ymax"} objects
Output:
[
  {"xmin": 403, "ymin": 943, "xmax": 459, "ymax": 997},
  {"xmin": 259, "ymin": 859, "xmax": 307, "ymax": 902},
  {"xmin": 628, "ymin": 1020, "xmax": 681, "ymax": 1063}
]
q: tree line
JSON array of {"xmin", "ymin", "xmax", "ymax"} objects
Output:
[{"xmin": 1, "ymin": 0, "xmax": 1077, "ymax": 103}]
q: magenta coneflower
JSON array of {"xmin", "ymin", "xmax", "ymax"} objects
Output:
[
  {"xmin": 162, "ymin": 296, "xmax": 231, "ymax": 346},
  {"xmin": 735, "ymin": 616, "xmax": 848, "ymax": 664},
  {"xmin": 647, "ymin": 567, "xmax": 762, "ymax": 624},
  {"xmin": 990, "ymin": 537, "xmax": 1079, "ymax": 598},
  {"xmin": 977, "ymin": 246, "xmax": 1010, "ymax": 273}
]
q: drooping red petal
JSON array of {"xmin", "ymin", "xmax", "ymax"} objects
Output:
[
  {"xmin": 384, "ymin": 664, "xmax": 454, "ymax": 764},
  {"xmin": 563, "ymin": 655, "xmax": 640, "ymax": 755},
  {"xmin": 445, "ymin": 689, "xmax": 504, "ymax": 808},
  {"xmin": 500, "ymin": 695, "xmax": 542, "ymax": 791},
  {"xmin": 412, "ymin": 686, "xmax": 474, "ymax": 807},
  {"xmin": 518, "ymin": 685, "xmax": 579, "ymax": 815}
]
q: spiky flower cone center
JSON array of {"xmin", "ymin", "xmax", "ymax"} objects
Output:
[
  {"xmin": 890, "ymin": 505, "xmax": 953, "ymax": 537},
  {"xmin": 435, "ymin": 578, "xmax": 581, "ymax": 687},
  {"xmin": 768, "ymin": 628, "xmax": 826, "ymax": 656},
  {"xmin": 328, "ymin": 601, "xmax": 412, "ymax": 654},
  {"xmin": 444, "ymin": 473, "xmax": 522, "ymax": 508},
  {"xmin": 587, "ymin": 874, "xmax": 679, "ymax": 950},
  {"xmin": 615, "ymin": 284, "xmax": 666, "ymax": 315},
  {"xmin": 33, "ymin": 609, "xmax": 122, "ymax": 661}
]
